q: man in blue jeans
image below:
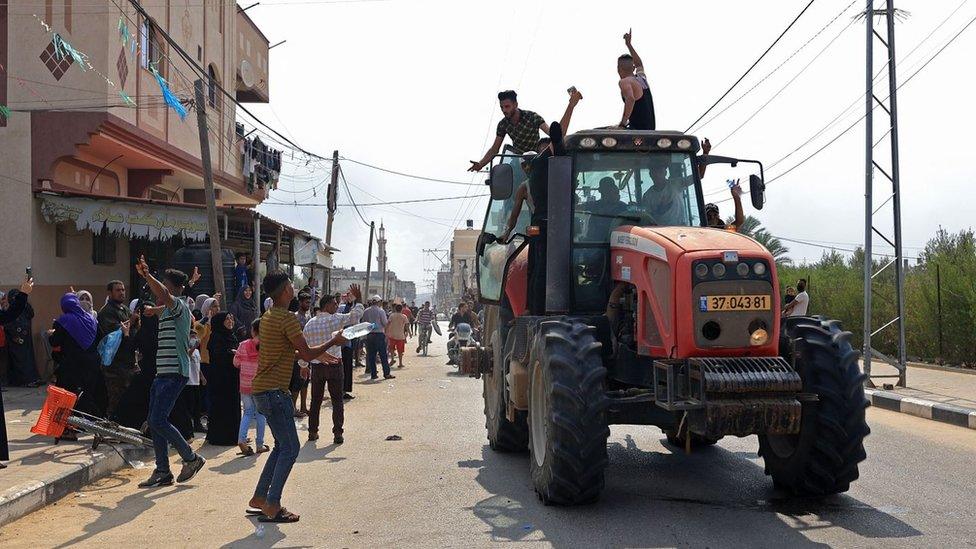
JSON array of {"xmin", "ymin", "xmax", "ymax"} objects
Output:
[
  {"xmin": 361, "ymin": 295, "xmax": 395, "ymax": 380},
  {"xmin": 135, "ymin": 257, "xmax": 207, "ymax": 488},
  {"xmin": 248, "ymin": 270, "xmax": 345, "ymax": 523}
]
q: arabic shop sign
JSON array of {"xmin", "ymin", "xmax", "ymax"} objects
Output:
[{"xmin": 40, "ymin": 195, "xmax": 210, "ymax": 241}]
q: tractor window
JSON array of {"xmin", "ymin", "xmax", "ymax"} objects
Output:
[
  {"xmin": 573, "ymin": 152, "xmax": 701, "ymax": 243},
  {"xmin": 478, "ymin": 152, "xmax": 531, "ymax": 303}
]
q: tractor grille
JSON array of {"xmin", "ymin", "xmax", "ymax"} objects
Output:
[{"xmin": 690, "ymin": 357, "xmax": 802, "ymax": 394}]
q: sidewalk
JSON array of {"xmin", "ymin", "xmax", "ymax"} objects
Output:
[
  {"xmin": 864, "ymin": 361, "xmax": 976, "ymax": 430},
  {"xmin": 0, "ymin": 386, "xmax": 152, "ymax": 527}
]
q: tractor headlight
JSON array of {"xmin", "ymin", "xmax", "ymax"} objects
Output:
[
  {"xmin": 753, "ymin": 262, "xmax": 767, "ymax": 276},
  {"xmin": 677, "ymin": 139, "xmax": 692, "ymax": 149},
  {"xmin": 656, "ymin": 138, "xmax": 673, "ymax": 148},
  {"xmin": 736, "ymin": 262, "xmax": 750, "ymax": 277},
  {"xmin": 695, "ymin": 263, "xmax": 709, "ymax": 279},
  {"xmin": 750, "ymin": 328, "xmax": 769, "ymax": 346},
  {"xmin": 580, "ymin": 137, "xmax": 597, "ymax": 148},
  {"xmin": 712, "ymin": 263, "xmax": 726, "ymax": 278},
  {"xmin": 601, "ymin": 137, "xmax": 618, "ymax": 148}
]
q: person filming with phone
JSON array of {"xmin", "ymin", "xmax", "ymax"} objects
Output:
[{"xmin": 705, "ymin": 179, "xmax": 745, "ymax": 231}]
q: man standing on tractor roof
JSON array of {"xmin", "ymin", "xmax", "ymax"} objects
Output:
[
  {"xmin": 468, "ymin": 90, "xmax": 548, "ymax": 171},
  {"xmin": 617, "ymin": 29, "xmax": 655, "ymax": 130}
]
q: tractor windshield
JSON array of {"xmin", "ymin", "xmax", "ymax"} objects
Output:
[{"xmin": 573, "ymin": 151, "xmax": 702, "ymax": 244}]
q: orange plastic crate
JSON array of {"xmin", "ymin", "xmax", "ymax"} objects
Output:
[{"xmin": 31, "ymin": 386, "xmax": 78, "ymax": 438}]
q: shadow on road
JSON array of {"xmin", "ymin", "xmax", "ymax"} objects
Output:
[
  {"xmin": 54, "ymin": 480, "xmax": 193, "ymax": 548},
  {"xmin": 462, "ymin": 432, "xmax": 920, "ymax": 547}
]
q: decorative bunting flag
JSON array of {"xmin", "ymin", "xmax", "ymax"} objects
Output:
[
  {"xmin": 151, "ymin": 67, "xmax": 188, "ymax": 119},
  {"xmin": 0, "ymin": 105, "xmax": 11, "ymax": 118},
  {"xmin": 119, "ymin": 91, "xmax": 136, "ymax": 107}
]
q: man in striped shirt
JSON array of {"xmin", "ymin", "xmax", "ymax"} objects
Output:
[
  {"xmin": 133, "ymin": 256, "xmax": 207, "ymax": 489},
  {"xmin": 415, "ymin": 301, "xmax": 435, "ymax": 353},
  {"xmin": 249, "ymin": 270, "xmax": 346, "ymax": 524}
]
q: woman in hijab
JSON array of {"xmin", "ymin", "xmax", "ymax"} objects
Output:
[
  {"xmin": 3, "ymin": 288, "xmax": 40, "ymax": 387},
  {"xmin": 193, "ymin": 294, "xmax": 211, "ymax": 316},
  {"xmin": 0, "ymin": 277, "xmax": 34, "ymax": 467},
  {"xmin": 114, "ymin": 301, "xmax": 156, "ymax": 432},
  {"xmin": 205, "ymin": 312, "xmax": 240, "ymax": 446},
  {"xmin": 48, "ymin": 293, "xmax": 108, "ymax": 439},
  {"xmin": 228, "ymin": 286, "xmax": 259, "ymax": 341},
  {"xmin": 76, "ymin": 290, "xmax": 97, "ymax": 321}
]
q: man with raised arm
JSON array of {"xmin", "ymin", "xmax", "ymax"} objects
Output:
[
  {"xmin": 617, "ymin": 29, "xmax": 656, "ymax": 130},
  {"xmin": 133, "ymin": 257, "xmax": 207, "ymax": 488}
]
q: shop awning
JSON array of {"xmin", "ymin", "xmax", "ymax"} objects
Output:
[{"xmin": 39, "ymin": 193, "xmax": 211, "ymax": 241}]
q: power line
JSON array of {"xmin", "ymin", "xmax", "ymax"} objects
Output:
[
  {"xmin": 684, "ymin": 0, "xmax": 817, "ymax": 133},
  {"xmin": 693, "ymin": 0, "xmax": 860, "ymax": 134},
  {"xmin": 339, "ymin": 157, "xmax": 483, "ymax": 186},
  {"xmin": 712, "ymin": 9, "xmax": 860, "ymax": 149},
  {"xmin": 263, "ymin": 194, "xmax": 490, "ymax": 207},
  {"xmin": 337, "ymin": 166, "xmax": 371, "ymax": 228}
]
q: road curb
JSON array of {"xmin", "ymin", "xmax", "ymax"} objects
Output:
[
  {"xmin": 865, "ymin": 388, "xmax": 976, "ymax": 430},
  {"xmin": 0, "ymin": 445, "xmax": 152, "ymax": 528}
]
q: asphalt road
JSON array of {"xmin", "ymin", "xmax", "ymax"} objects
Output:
[{"xmin": 1, "ymin": 335, "xmax": 974, "ymax": 548}]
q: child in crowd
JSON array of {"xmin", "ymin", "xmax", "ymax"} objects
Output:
[{"xmin": 233, "ymin": 318, "xmax": 267, "ymax": 456}]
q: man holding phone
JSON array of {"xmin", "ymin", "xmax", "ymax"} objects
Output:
[{"xmin": 705, "ymin": 179, "xmax": 745, "ymax": 231}]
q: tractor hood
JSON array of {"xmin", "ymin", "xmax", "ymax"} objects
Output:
[{"xmin": 622, "ymin": 226, "xmax": 769, "ymax": 256}]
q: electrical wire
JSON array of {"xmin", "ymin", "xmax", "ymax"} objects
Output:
[
  {"xmin": 263, "ymin": 194, "xmax": 491, "ymax": 207},
  {"xmin": 338, "ymin": 157, "xmax": 483, "ymax": 186},
  {"xmin": 692, "ymin": 0, "xmax": 860, "ymax": 134},
  {"xmin": 684, "ymin": 0, "xmax": 817, "ymax": 133}
]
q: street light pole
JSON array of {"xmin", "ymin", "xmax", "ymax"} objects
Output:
[{"xmin": 193, "ymin": 78, "xmax": 227, "ymax": 305}]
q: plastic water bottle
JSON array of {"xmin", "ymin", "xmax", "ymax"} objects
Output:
[
  {"xmin": 340, "ymin": 322, "xmax": 374, "ymax": 340},
  {"xmin": 254, "ymin": 524, "xmax": 265, "ymax": 539}
]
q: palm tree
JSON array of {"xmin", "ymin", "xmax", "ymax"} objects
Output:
[{"xmin": 728, "ymin": 215, "xmax": 792, "ymax": 264}]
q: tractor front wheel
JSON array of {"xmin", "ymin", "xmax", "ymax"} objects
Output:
[
  {"xmin": 758, "ymin": 317, "xmax": 870, "ymax": 495},
  {"xmin": 527, "ymin": 319, "xmax": 609, "ymax": 505}
]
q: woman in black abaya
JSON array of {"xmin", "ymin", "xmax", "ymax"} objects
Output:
[{"xmin": 205, "ymin": 312, "xmax": 240, "ymax": 446}]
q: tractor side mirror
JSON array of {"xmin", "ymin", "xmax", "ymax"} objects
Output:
[
  {"xmin": 488, "ymin": 163, "xmax": 514, "ymax": 200},
  {"xmin": 749, "ymin": 174, "xmax": 765, "ymax": 210}
]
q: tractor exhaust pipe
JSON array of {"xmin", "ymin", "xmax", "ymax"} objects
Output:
[{"xmin": 546, "ymin": 156, "xmax": 573, "ymax": 315}]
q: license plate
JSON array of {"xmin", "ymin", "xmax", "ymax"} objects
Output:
[{"xmin": 699, "ymin": 295, "xmax": 771, "ymax": 312}]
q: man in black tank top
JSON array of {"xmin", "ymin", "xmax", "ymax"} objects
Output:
[{"xmin": 617, "ymin": 29, "xmax": 656, "ymax": 130}]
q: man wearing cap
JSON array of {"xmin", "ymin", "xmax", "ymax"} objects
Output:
[{"xmin": 361, "ymin": 295, "xmax": 394, "ymax": 380}]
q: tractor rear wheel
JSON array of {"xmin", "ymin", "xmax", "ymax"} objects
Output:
[
  {"xmin": 758, "ymin": 317, "xmax": 870, "ymax": 495},
  {"xmin": 527, "ymin": 319, "xmax": 609, "ymax": 505},
  {"xmin": 484, "ymin": 329, "xmax": 528, "ymax": 452}
]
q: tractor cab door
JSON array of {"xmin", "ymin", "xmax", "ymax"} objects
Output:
[{"xmin": 476, "ymin": 149, "xmax": 531, "ymax": 305}]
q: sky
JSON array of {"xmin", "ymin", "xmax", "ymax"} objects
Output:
[{"xmin": 248, "ymin": 0, "xmax": 976, "ymax": 290}]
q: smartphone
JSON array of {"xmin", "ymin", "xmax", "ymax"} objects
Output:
[
  {"xmin": 26, "ymin": 267, "xmax": 32, "ymax": 279},
  {"xmin": 567, "ymin": 86, "xmax": 578, "ymax": 95}
]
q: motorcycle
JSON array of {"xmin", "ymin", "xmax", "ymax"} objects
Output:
[{"xmin": 446, "ymin": 322, "xmax": 474, "ymax": 366}]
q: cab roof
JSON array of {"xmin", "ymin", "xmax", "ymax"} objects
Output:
[{"xmin": 564, "ymin": 129, "xmax": 700, "ymax": 154}]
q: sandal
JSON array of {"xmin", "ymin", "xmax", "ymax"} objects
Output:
[
  {"xmin": 256, "ymin": 444, "xmax": 270, "ymax": 454},
  {"xmin": 238, "ymin": 445, "xmax": 255, "ymax": 456},
  {"xmin": 259, "ymin": 508, "xmax": 300, "ymax": 523},
  {"xmin": 245, "ymin": 507, "xmax": 263, "ymax": 516}
]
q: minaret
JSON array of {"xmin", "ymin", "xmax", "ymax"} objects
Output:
[{"xmin": 377, "ymin": 222, "xmax": 388, "ymax": 298}]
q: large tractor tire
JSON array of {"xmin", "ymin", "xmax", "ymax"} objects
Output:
[
  {"xmin": 484, "ymin": 328, "xmax": 528, "ymax": 452},
  {"xmin": 527, "ymin": 319, "xmax": 609, "ymax": 505},
  {"xmin": 758, "ymin": 317, "xmax": 870, "ymax": 496}
]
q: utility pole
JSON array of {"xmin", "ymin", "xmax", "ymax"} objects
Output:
[
  {"xmin": 193, "ymin": 79, "xmax": 227, "ymax": 304},
  {"xmin": 326, "ymin": 150, "xmax": 339, "ymax": 247},
  {"xmin": 364, "ymin": 221, "xmax": 375, "ymax": 298},
  {"xmin": 862, "ymin": 0, "xmax": 907, "ymax": 388}
]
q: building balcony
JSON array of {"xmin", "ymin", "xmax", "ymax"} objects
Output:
[{"xmin": 236, "ymin": 11, "xmax": 270, "ymax": 103}]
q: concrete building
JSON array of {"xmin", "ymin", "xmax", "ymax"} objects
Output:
[
  {"xmin": 450, "ymin": 221, "xmax": 481, "ymax": 301},
  {"xmin": 330, "ymin": 266, "xmax": 415, "ymax": 303},
  {"xmin": 0, "ymin": 2, "xmax": 279, "ymax": 371}
]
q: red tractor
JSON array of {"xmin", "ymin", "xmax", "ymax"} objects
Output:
[{"xmin": 463, "ymin": 130, "xmax": 869, "ymax": 505}]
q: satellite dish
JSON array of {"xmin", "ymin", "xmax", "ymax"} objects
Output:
[{"xmin": 240, "ymin": 59, "xmax": 255, "ymax": 88}]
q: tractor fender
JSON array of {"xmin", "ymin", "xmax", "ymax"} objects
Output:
[{"xmin": 505, "ymin": 246, "xmax": 529, "ymax": 317}]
